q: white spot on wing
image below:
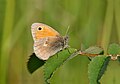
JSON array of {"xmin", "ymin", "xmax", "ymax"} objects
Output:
[{"xmin": 43, "ymin": 43, "xmax": 48, "ymax": 46}]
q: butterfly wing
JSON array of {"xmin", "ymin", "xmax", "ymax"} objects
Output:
[
  {"xmin": 34, "ymin": 36, "xmax": 65, "ymax": 60},
  {"xmin": 31, "ymin": 23, "xmax": 68, "ymax": 60},
  {"xmin": 31, "ymin": 23, "xmax": 60, "ymax": 41}
]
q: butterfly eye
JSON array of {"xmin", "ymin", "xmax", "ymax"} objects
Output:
[{"xmin": 37, "ymin": 27, "xmax": 42, "ymax": 30}]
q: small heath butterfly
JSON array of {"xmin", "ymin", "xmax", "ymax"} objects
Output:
[{"xmin": 31, "ymin": 23, "xmax": 69, "ymax": 60}]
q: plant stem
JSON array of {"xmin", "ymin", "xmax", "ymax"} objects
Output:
[
  {"xmin": 101, "ymin": 0, "xmax": 114, "ymax": 54},
  {"xmin": 115, "ymin": 0, "xmax": 120, "ymax": 42},
  {"xmin": 0, "ymin": 0, "xmax": 15, "ymax": 84}
]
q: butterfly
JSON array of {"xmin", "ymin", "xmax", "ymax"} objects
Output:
[{"xmin": 31, "ymin": 23, "xmax": 69, "ymax": 60}]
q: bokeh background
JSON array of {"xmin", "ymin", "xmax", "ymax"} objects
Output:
[{"xmin": 0, "ymin": 0, "xmax": 120, "ymax": 84}]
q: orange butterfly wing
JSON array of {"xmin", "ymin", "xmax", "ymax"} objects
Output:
[{"xmin": 31, "ymin": 23, "xmax": 60, "ymax": 40}]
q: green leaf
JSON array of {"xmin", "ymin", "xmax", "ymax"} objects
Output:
[
  {"xmin": 117, "ymin": 56, "xmax": 120, "ymax": 63},
  {"xmin": 44, "ymin": 48, "xmax": 76, "ymax": 84},
  {"xmin": 83, "ymin": 46, "xmax": 104, "ymax": 55},
  {"xmin": 108, "ymin": 43, "xmax": 120, "ymax": 55},
  {"xmin": 27, "ymin": 53, "xmax": 45, "ymax": 74},
  {"xmin": 97, "ymin": 56, "xmax": 110, "ymax": 82},
  {"xmin": 88, "ymin": 55, "xmax": 110, "ymax": 84}
]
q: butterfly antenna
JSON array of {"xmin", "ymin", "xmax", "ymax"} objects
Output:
[{"xmin": 65, "ymin": 25, "xmax": 70, "ymax": 36}]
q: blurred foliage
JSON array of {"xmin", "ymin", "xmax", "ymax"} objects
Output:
[{"xmin": 0, "ymin": 0, "xmax": 120, "ymax": 84}]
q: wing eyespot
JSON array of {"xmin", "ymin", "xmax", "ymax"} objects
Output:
[{"xmin": 37, "ymin": 27, "xmax": 42, "ymax": 30}]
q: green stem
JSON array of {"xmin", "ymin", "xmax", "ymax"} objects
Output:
[
  {"xmin": 0, "ymin": 0, "xmax": 15, "ymax": 83},
  {"xmin": 101, "ymin": 0, "xmax": 114, "ymax": 54},
  {"xmin": 115, "ymin": 0, "xmax": 120, "ymax": 42}
]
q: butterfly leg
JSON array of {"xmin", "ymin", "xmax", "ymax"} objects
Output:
[
  {"xmin": 67, "ymin": 48, "xmax": 71, "ymax": 54},
  {"xmin": 56, "ymin": 53, "xmax": 59, "ymax": 59}
]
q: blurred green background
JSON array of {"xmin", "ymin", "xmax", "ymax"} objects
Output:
[{"xmin": 0, "ymin": 0, "xmax": 120, "ymax": 84}]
